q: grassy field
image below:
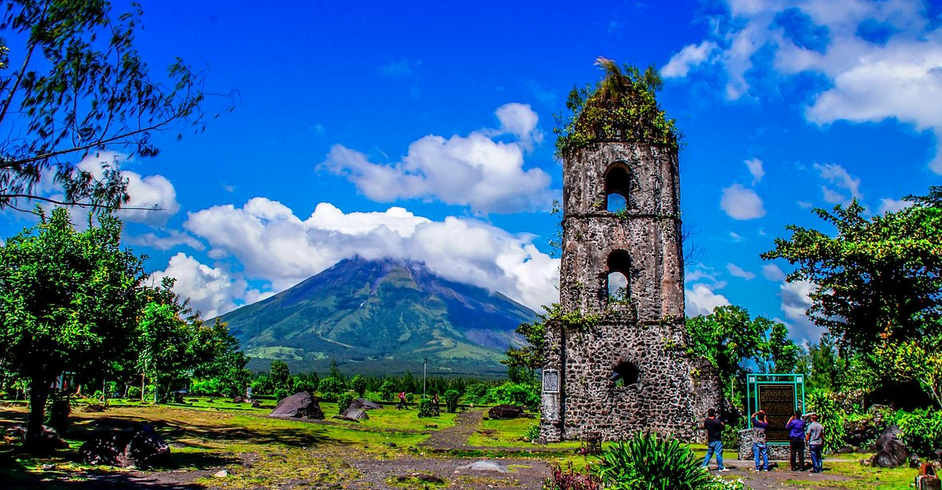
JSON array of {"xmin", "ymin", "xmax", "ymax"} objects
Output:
[{"xmin": 0, "ymin": 398, "xmax": 931, "ymax": 489}]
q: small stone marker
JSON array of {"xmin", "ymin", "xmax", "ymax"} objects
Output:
[
  {"xmin": 213, "ymin": 470, "xmax": 228, "ymax": 478},
  {"xmin": 457, "ymin": 460, "xmax": 509, "ymax": 473}
]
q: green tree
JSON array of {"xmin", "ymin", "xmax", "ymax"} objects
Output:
[
  {"xmin": 0, "ymin": 0, "xmax": 215, "ymax": 210},
  {"xmin": 686, "ymin": 305, "xmax": 799, "ymax": 405},
  {"xmin": 350, "ymin": 374, "xmax": 367, "ymax": 397},
  {"xmin": 190, "ymin": 318, "xmax": 250, "ymax": 398},
  {"xmin": 763, "ymin": 189, "xmax": 942, "ymax": 353},
  {"xmin": 269, "ymin": 361, "xmax": 290, "ymax": 393},
  {"xmin": 764, "ymin": 187, "xmax": 942, "ymax": 402},
  {"xmin": 0, "ymin": 208, "xmax": 147, "ymax": 449},
  {"xmin": 138, "ymin": 300, "xmax": 191, "ymax": 403}
]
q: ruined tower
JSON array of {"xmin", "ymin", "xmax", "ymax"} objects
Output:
[{"xmin": 540, "ymin": 60, "xmax": 720, "ymax": 442}]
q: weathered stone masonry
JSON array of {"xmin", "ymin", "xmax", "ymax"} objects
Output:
[{"xmin": 540, "ymin": 142, "xmax": 722, "ymax": 443}]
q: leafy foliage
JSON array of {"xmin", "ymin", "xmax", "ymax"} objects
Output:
[
  {"xmin": 485, "ymin": 382, "xmax": 540, "ymax": 411},
  {"xmin": 890, "ymin": 408, "xmax": 942, "ymax": 456},
  {"xmin": 0, "ymin": 0, "xmax": 222, "ymax": 210},
  {"xmin": 763, "ymin": 188, "xmax": 942, "ymax": 352},
  {"xmin": 350, "ymin": 374, "xmax": 367, "ymax": 397},
  {"xmin": 592, "ymin": 432, "xmax": 713, "ymax": 490},
  {"xmin": 554, "ymin": 57, "xmax": 679, "ymax": 158},
  {"xmin": 806, "ymin": 391, "xmax": 848, "ymax": 453},
  {"xmin": 545, "ymin": 462, "xmax": 601, "ymax": 490},
  {"xmin": 417, "ymin": 397, "xmax": 438, "ymax": 418},
  {"xmin": 0, "ymin": 208, "xmax": 147, "ymax": 449},
  {"xmin": 686, "ymin": 305, "xmax": 800, "ymax": 405},
  {"xmin": 337, "ymin": 392, "xmax": 354, "ymax": 413},
  {"xmin": 444, "ymin": 389, "xmax": 460, "ymax": 413}
]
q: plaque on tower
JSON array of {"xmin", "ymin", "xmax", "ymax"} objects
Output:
[{"xmin": 542, "ymin": 369, "xmax": 559, "ymax": 393}]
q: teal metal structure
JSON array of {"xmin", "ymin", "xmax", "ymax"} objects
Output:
[{"xmin": 746, "ymin": 374, "xmax": 806, "ymax": 444}]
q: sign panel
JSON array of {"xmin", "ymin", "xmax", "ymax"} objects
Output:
[
  {"xmin": 757, "ymin": 384, "xmax": 796, "ymax": 443},
  {"xmin": 543, "ymin": 369, "xmax": 559, "ymax": 393}
]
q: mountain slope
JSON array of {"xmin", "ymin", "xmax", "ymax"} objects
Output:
[{"xmin": 218, "ymin": 257, "xmax": 537, "ymax": 376}]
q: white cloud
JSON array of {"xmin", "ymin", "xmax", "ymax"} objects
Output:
[
  {"xmin": 745, "ymin": 157, "xmax": 764, "ymax": 184},
  {"xmin": 814, "ymin": 162, "xmax": 861, "ymax": 205},
  {"xmin": 74, "ymin": 152, "xmax": 181, "ymax": 225},
  {"xmin": 878, "ymin": 197, "xmax": 913, "ymax": 214},
  {"xmin": 761, "ymin": 263, "xmax": 786, "ymax": 281},
  {"xmin": 664, "ymin": 0, "xmax": 942, "ymax": 173},
  {"xmin": 779, "ymin": 279, "xmax": 820, "ymax": 341},
  {"xmin": 174, "ymin": 199, "xmax": 560, "ymax": 315},
  {"xmin": 126, "ymin": 230, "xmax": 205, "ymax": 251},
  {"xmin": 685, "ymin": 283, "xmax": 731, "ymax": 317},
  {"xmin": 662, "ymin": 41, "xmax": 719, "ymax": 78},
  {"xmin": 380, "ymin": 59, "xmax": 421, "ymax": 78},
  {"xmin": 727, "ymin": 262, "xmax": 756, "ymax": 280},
  {"xmin": 318, "ymin": 103, "xmax": 554, "ymax": 214},
  {"xmin": 150, "ymin": 253, "xmax": 269, "ymax": 318},
  {"xmin": 729, "ymin": 231, "xmax": 744, "ymax": 242},
  {"xmin": 720, "ymin": 183, "xmax": 766, "ymax": 219}
]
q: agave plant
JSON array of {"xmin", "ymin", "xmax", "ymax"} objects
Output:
[{"xmin": 593, "ymin": 431, "xmax": 712, "ymax": 490}]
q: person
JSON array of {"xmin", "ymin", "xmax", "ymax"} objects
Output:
[
  {"xmin": 786, "ymin": 410, "xmax": 806, "ymax": 471},
  {"xmin": 701, "ymin": 409, "xmax": 728, "ymax": 472},
  {"xmin": 751, "ymin": 409, "xmax": 770, "ymax": 471},
  {"xmin": 806, "ymin": 413, "xmax": 825, "ymax": 474},
  {"xmin": 397, "ymin": 391, "xmax": 408, "ymax": 410}
]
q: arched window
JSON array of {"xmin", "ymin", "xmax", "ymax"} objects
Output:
[
  {"xmin": 604, "ymin": 163, "xmax": 631, "ymax": 212},
  {"xmin": 606, "ymin": 250, "xmax": 631, "ymax": 303}
]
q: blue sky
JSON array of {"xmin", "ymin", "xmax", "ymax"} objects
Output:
[{"xmin": 4, "ymin": 0, "xmax": 942, "ymax": 343}]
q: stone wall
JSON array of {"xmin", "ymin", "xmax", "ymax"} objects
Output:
[
  {"xmin": 738, "ymin": 429, "xmax": 812, "ymax": 462},
  {"xmin": 541, "ymin": 142, "xmax": 722, "ymax": 443}
]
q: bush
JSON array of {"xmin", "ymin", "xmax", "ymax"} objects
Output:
[
  {"xmin": 405, "ymin": 392, "xmax": 414, "ymax": 404},
  {"xmin": 418, "ymin": 397, "xmax": 439, "ymax": 418},
  {"xmin": 318, "ymin": 376, "xmax": 345, "ymax": 395},
  {"xmin": 545, "ymin": 462, "xmax": 601, "ymax": 490},
  {"xmin": 337, "ymin": 391, "xmax": 354, "ymax": 413},
  {"xmin": 127, "ymin": 385, "xmax": 141, "ymax": 399},
  {"xmin": 593, "ymin": 432, "xmax": 712, "ymax": 490},
  {"xmin": 319, "ymin": 391, "xmax": 338, "ymax": 402},
  {"xmin": 891, "ymin": 408, "xmax": 942, "ymax": 456},
  {"xmin": 444, "ymin": 389, "xmax": 460, "ymax": 413},
  {"xmin": 350, "ymin": 375, "xmax": 367, "ymax": 397},
  {"xmin": 485, "ymin": 382, "xmax": 539, "ymax": 411},
  {"xmin": 274, "ymin": 389, "xmax": 289, "ymax": 401},
  {"xmin": 806, "ymin": 390, "xmax": 847, "ymax": 452},
  {"xmin": 523, "ymin": 422, "xmax": 540, "ymax": 442},
  {"xmin": 379, "ymin": 380, "xmax": 396, "ymax": 401},
  {"xmin": 464, "ymin": 382, "xmax": 488, "ymax": 404}
]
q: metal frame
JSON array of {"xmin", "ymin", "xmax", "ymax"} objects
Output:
[{"xmin": 746, "ymin": 373, "xmax": 806, "ymax": 445}]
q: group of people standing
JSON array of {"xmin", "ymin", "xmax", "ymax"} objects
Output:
[{"xmin": 701, "ymin": 408, "xmax": 825, "ymax": 474}]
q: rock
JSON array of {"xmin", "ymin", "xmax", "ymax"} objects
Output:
[
  {"xmin": 349, "ymin": 398, "xmax": 382, "ymax": 410},
  {"xmin": 457, "ymin": 460, "xmax": 510, "ymax": 473},
  {"xmin": 213, "ymin": 470, "xmax": 228, "ymax": 478},
  {"xmin": 80, "ymin": 422, "xmax": 170, "ymax": 468},
  {"xmin": 269, "ymin": 392, "xmax": 324, "ymax": 420},
  {"xmin": 14, "ymin": 425, "xmax": 69, "ymax": 452},
  {"xmin": 41, "ymin": 464, "xmax": 55, "ymax": 470},
  {"xmin": 488, "ymin": 405, "xmax": 525, "ymax": 420},
  {"xmin": 232, "ymin": 395, "xmax": 249, "ymax": 403},
  {"xmin": 335, "ymin": 408, "xmax": 369, "ymax": 422},
  {"xmin": 870, "ymin": 425, "xmax": 909, "ymax": 468},
  {"xmin": 251, "ymin": 400, "xmax": 261, "ymax": 408}
]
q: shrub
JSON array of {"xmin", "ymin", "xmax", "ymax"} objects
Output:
[
  {"xmin": 891, "ymin": 408, "xmax": 942, "ymax": 456},
  {"xmin": 523, "ymin": 422, "xmax": 540, "ymax": 442},
  {"xmin": 318, "ymin": 376, "xmax": 345, "ymax": 395},
  {"xmin": 806, "ymin": 390, "xmax": 847, "ymax": 452},
  {"xmin": 444, "ymin": 389, "xmax": 460, "ymax": 413},
  {"xmin": 464, "ymin": 382, "xmax": 488, "ymax": 404},
  {"xmin": 319, "ymin": 391, "xmax": 338, "ymax": 402},
  {"xmin": 274, "ymin": 389, "xmax": 289, "ymax": 402},
  {"xmin": 593, "ymin": 432, "xmax": 712, "ymax": 490},
  {"xmin": 337, "ymin": 391, "xmax": 354, "ymax": 413},
  {"xmin": 485, "ymin": 382, "xmax": 539, "ymax": 411},
  {"xmin": 350, "ymin": 375, "xmax": 367, "ymax": 397},
  {"xmin": 405, "ymin": 392, "xmax": 414, "ymax": 404},
  {"xmin": 418, "ymin": 397, "xmax": 438, "ymax": 418},
  {"xmin": 379, "ymin": 380, "xmax": 396, "ymax": 401},
  {"xmin": 545, "ymin": 462, "xmax": 601, "ymax": 490}
]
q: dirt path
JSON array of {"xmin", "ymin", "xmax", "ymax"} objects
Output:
[
  {"xmin": 419, "ymin": 409, "xmax": 484, "ymax": 450},
  {"xmin": 708, "ymin": 459, "xmax": 860, "ymax": 490}
]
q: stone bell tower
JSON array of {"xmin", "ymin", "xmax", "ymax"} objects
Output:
[{"xmin": 540, "ymin": 61, "xmax": 720, "ymax": 442}]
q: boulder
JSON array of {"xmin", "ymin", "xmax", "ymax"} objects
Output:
[
  {"xmin": 80, "ymin": 423, "xmax": 170, "ymax": 468},
  {"xmin": 457, "ymin": 460, "xmax": 510, "ymax": 473},
  {"xmin": 335, "ymin": 408, "xmax": 370, "ymax": 422},
  {"xmin": 6, "ymin": 425, "xmax": 68, "ymax": 452},
  {"xmin": 349, "ymin": 398, "xmax": 382, "ymax": 410},
  {"xmin": 269, "ymin": 392, "xmax": 324, "ymax": 420},
  {"xmin": 488, "ymin": 405, "xmax": 525, "ymax": 420},
  {"xmin": 871, "ymin": 425, "xmax": 909, "ymax": 468},
  {"xmin": 232, "ymin": 395, "xmax": 249, "ymax": 403}
]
